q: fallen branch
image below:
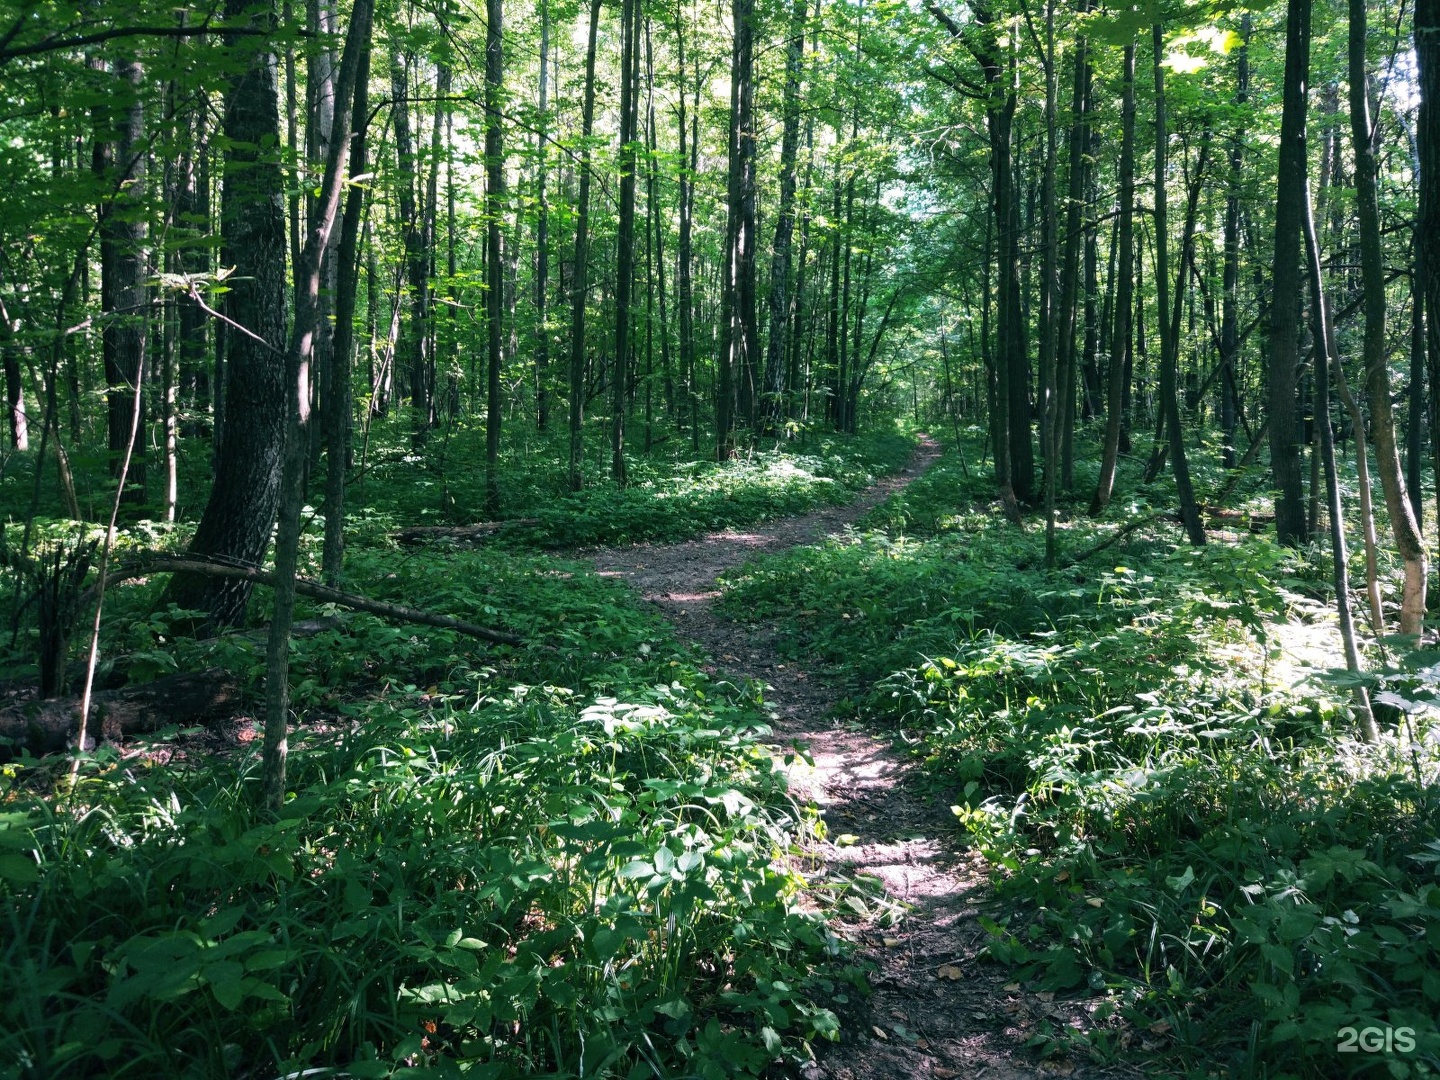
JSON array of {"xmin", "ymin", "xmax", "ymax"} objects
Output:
[
  {"xmin": 1062, "ymin": 513, "xmax": 1170, "ymax": 567},
  {"xmin": 0, "ymin": 668, "xmax": 242, "ymax": 760},
  {"xmin": 94, "ymin": 554, "xmax": 524, "ymax": 646},
  {"xmin": 395, "ymin": 518, "xmax": 537, "ymax": 546}
]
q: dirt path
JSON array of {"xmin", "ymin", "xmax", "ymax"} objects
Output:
[{"xmin": 586, "ymin": 440, "xmax": 1141, "ymax": 1080}]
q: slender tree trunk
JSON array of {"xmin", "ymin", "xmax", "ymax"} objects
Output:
[
  {"xmin": 1350, "ymin": 0, "xmax": 1427, "ymax": 636},
  {"xmin": 535, "ymin": 0, "xmax": 552, "ymax": 431},
  {"xmin": 97, "ymin": 54, "xmax": 148, "ymax": 506},
  {"xmin": 674, "ymin": 7, "xmax": 699, "ymax": 448},
  {"xmin": 718, "ymin": 0, "xmax": 757, "ymax": 458},
  {"xmin": 568, "ymin": 0, "xmax": 603, "ymax": 490},
  {"xmin": 1220, "ymin": 17, "xmax": 1249, "ymax": 469},
  {"xmin": 1055, "ymin": 2, "xmax": 1090, "ymax": 496},
  {"xmin": 266, "ymin": 0, "xmax": 374, "ymax": 810},
  {"xmin": 643, "ymin": 18, "xmax": 674, "ymax": 425},
  {"xmin": 1153, "ymin": 23, "xmax": 1205, "ymax": 545},
  {"xmin": 1090, "ymin": 40, "xmax": 1135, "ymax": 517},
  {"xmin": 1267, "ymin": 0, "xmax": 1313, "ymax": 546},
  {"xmin": 322, "ymin": 28, "xmax": 371, "ymax": 585},
  {"xmin": 763, "ymin": 0, "xmax": 807, "ymax": 435},
  {"xmin": 1302, "ymin": 175, "xmax": 1379, "ymax": 742},
  {"xmin": 484, "ymin": 0, "xmax": 505, "ymax": 513},
  {"xmin": 611, "ymin": 0, "xmax": 640, "ymax": 484}
]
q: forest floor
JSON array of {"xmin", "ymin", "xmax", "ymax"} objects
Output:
[{"xmin": 585, "ymin": 439, "xmax": 1147, "ymax": 1080}]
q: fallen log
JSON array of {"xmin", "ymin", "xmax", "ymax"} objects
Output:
[
  {"xmin": 91, "ymin": 554, "xmax": 524, "ymax": 646},
  {"xmin": 0, "ymin": 668, "xmax": 243, "ymax": 760},
  {"xmin": 395, "ymin": 518, "xmax": 537, "ymax": 546}
]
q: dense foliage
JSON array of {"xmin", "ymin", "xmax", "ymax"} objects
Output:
[{"xmin": 721, "ymin": 444, "xmax": 1440, "ymax": 1077}]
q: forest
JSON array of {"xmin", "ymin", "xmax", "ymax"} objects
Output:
[{"xmin": 2, "ymin": 0, "xmax": 1440, "ymax": 1074}]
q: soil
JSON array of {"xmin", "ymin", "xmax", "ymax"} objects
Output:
[{"xmin": 585, "ymin": 438, "xmax": 1149, "ymax": 1080}]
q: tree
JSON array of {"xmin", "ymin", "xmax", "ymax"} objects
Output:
[
  {"xmin": 163, "ymin": 0, "xmax": 288, "ymax": 630},
  {"xmin": 1266, "ymin": 0, "xmax": 1313, "ymax": 547},
  {"xmin": 1091, "ymin": 37, "xmax": 1136, "ymax": 518},
  {"xmin": 264, "ymin": 0, "xmax": 374, "ymax": 811},
  {"xmin": 485, "ymin": 0, "xmax": 506, "ymax": 514}
]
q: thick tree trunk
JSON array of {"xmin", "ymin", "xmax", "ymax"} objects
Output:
[
  {"xmin": 1266, "ymin": 0, "xmax": 1313, "ymax": 547},
  {"xmin": 1419, "ymin": 0, "xmax": 1440, "ymax": 536},
  {"xmin": 164, "ymin": 0, "xmax": 288, "ymax": 629},
  {"xmin": 0, "ymin": 670, "xmax": 244, "ymax": 761}
]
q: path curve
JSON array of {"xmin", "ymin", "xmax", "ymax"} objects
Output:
[{"xmin": 586, "ymin": 439, "xmax": 1141, "ymax": 1080}]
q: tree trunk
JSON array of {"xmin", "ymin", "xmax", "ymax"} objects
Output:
[
  {"xmin": 1302, "ymin": 175, "xmax": 1379, "ymax": 741},
  {"xmin": 322, "ymin": 23, "xmax": 371, "ymax": 585},
  {"xmin": 1153, "ymin": 23, "xmax": 1205, "ymax": 546},
  {"xmin": 0, "ymin": 670, "xmax": 244, "ymax": 761},
  {"xmin": 718, "ymin": 0, "xmax": 757, "ymax": 459},
  {"xmin": 163, "ymin": 0, "xmax": 288, "ymax": 630},
  {"xmin": 1419, "ymin": 0, "xmax": 1440, "ymax": 541},
  {"xmin": 97, "ymin": 54, "xmax": 148, "ymax": 506},
  {"xmin": 1219, "ymin": 17, "xmax": 1250, "ymax": 469},
  {"xmin": 265, "ymin": 0, "xmax": 374, "ymax": 811},
  {"xmin": 763, "ymin": 0, "xmax": 808, "ymax": 435},
  {"xmin": 611, "ymin": 0, "xmax": 640, "ymax": 485},
  {"xmin": 1266, "ymin": 0, "xmax": 1313, "ymax": 546},
  {"xmin": 568, "ymin": 0, "xmax": 603, "ymax": 491},
  {"xmin": 1055, "ymin": 1, "xmax": 1089, "ymax": 498},
  {"xmin": 1090, "ymin": 40, "xmax": 1135, "ymax": 517},
  {"xmin": 1350, "ymin": 0, "xmax": 1427, "ymax": 637},
  {"xmin": 485, "ymin": 0, "xmax": 505, "ymax": 514},
  {"xmin": 535, "ymin": 0, "xmax": 552, "ymax": 431}
]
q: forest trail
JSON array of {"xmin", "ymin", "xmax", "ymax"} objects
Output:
[{"xmin": 586, "ymin": 440, "xmax": 1141, "ymax": 1080}]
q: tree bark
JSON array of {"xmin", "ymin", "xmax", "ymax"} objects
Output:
[
  {"xmin": 263, "ymin": 0, "xmax": 373, "ymax": 809},
  {"xmin": 1090, "ymin": 40, "xmax": 1135, "ymax": 517},
  {"xmin": 1419, "ymin": 0, "xmax": 1440, "ymax": 539},
  {"xmin": 568, "ymin": 0, "xmax": 603, "ymax": 491},
  {"xmin": 0, "ymin": 669, "xmax": 243, "ymax": 761},
  {"xmin": 1153, "ymin": 23, "xmax": 1205, "ymax": 545},
  {"xmin": 611, "ymin": 0, "xmax": 640, "ymax": 485},
  {"xmin": 763, "ymin": 0, "xmax": 808, "ymax": 435},
  {"xmin": 96, "ymin": 53, "xmax": 148, "ymax": 505},
  {"xmin": 485, "ymin": 0, "xmax": 505, "ymax": 514},
  {"xmin": 1302, "ymin": 176, "xmax": 1379, "ymax": 741},
  {"xmin": 163, "ymin": 0, "xmax": 287, "ymax": 629},
  {"xmin": 535, "ymin": 0, "xmax": 552, "ymax": 431},
  {"xmin": 1350, "ymin": 0, "xmax": 1427, "ymax": 636},
  {"xmin": 1219, "ymin": 16, "xmax": 1250, "ymax": 470},
  {"xmin": 1266, "ymin": 0, "xmax": 1313, "ymax": 546},
  {"xmin": 322, "ymin": 21, "xmax": 371, "ymax": 585},
  {"xmin": 718, "ymin": 0, "xmax": 757, "ymax": 458}
]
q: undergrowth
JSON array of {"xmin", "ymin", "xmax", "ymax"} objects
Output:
[
  {"xmin": 719, "ymin": 444, "xmax": 1440, "ymax": 1078},
  {"xmin": 0, "ymin": 428, "xmax": 910, "ymax": 1078}
]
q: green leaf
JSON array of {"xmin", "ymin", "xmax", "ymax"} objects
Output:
[{"xmin": 0, "ymin": 851, "xmax": 40, "ymax": 884}]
